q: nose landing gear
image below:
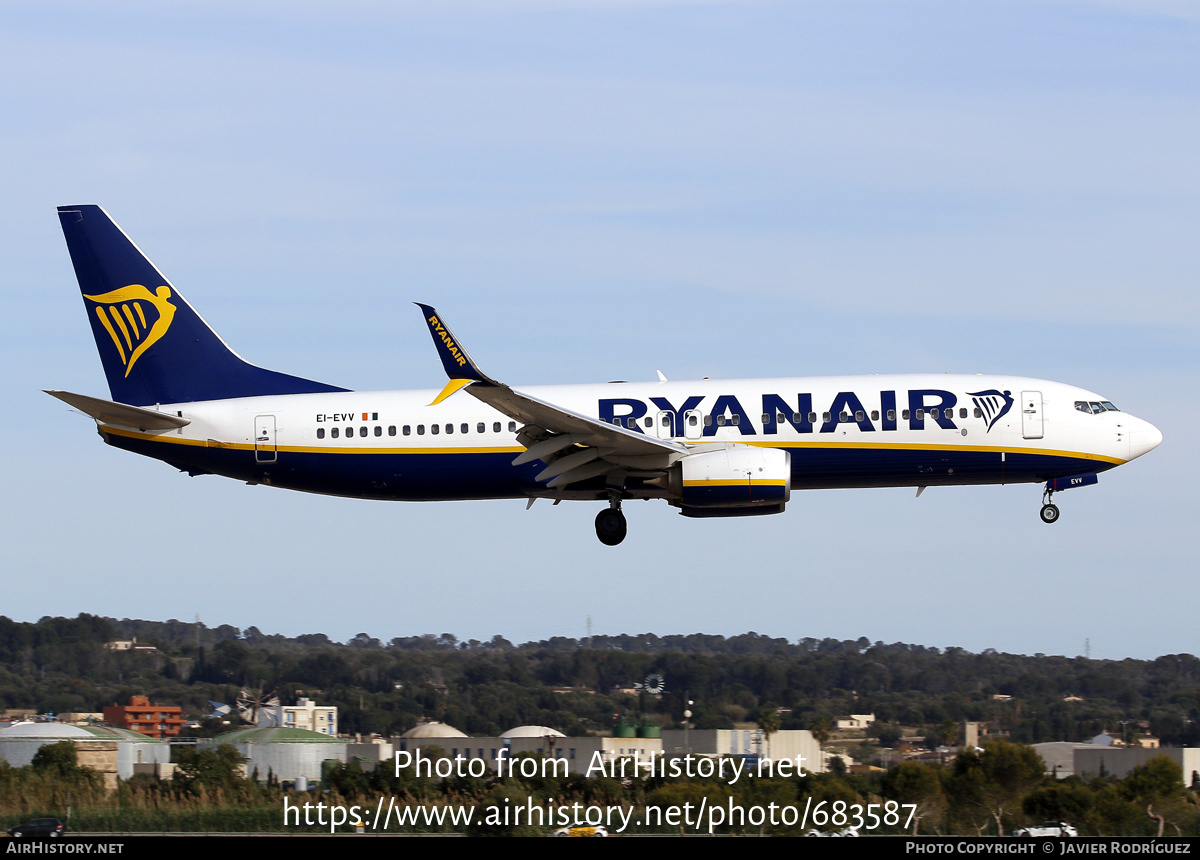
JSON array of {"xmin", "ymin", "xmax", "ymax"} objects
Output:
[
  {"xmin": 1040, "ymin": 489, "xmax": 1060, "ymax": 524},
  {"xmin": 595, "ymin": 498, "xmax": 627, "ymax": 546}
]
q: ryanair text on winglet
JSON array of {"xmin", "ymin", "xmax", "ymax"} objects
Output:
[{"xmin": 427, "ymin": 315, "xmax": 468, "ymax": 368}]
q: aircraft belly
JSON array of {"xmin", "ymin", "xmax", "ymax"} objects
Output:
[
  {"xmin": 105, "ymin": 432, "xmax": 537, "ymax": 500},
  {"xmin": 782, "ymin": 446, "xmax": 1117, "ymax": 490}
]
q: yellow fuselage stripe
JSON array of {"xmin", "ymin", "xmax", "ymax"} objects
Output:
[{"xmin": 683, "ymin": 479, "xmax": 788, "ymax": 487}]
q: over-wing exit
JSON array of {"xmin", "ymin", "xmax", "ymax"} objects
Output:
[{"xmin": 49, "ymin": 206, "xmax": 1162, "ymax": 545}]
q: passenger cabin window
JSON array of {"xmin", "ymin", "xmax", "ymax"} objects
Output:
[
  {"xmin": 887, "ymin": 409, "xmax": 896, "ymax": 421},
  {"xmin": 974, "ymin": 408, "xmax": 983, "ymax": 418},
  {"xmin": 431, "ymin": 424, "xmax": 440, "ymax": 435},
  {"xmin": 331, "ymin": 427, "xmax": 339, "ymax": 439},
  {"xmin": 822, "ymin": 412, "xmax": 831, "ymax": 423},
  {"xmin": 902, "ymin": 410, "xmax": 910, "ymax": 420},
  {"xmin": 716, "ymin": 415, "xmax": 727, "ymax": 426},
  {"xmin": 731, "ymin": 414, "xmax": 740, "ymax": 426},
  {"xmin": 871, "ymin": 410, "xmax": 879, "ymax": 421},
  {"xmin": 493, "ymin": 422, "xmax": 502, "ymax": 432},
  {"xmin": 704, "ymin": 415, "xmax": 712, "ymax": 426},
  {"xmin": 930, "ymin": 408, "xmax": 939, "ymax": 420},
  {"xmin": 316, "ymin": 427, "xmax": 325, "ymax": 439},
  {"xmin": 808, "ymin": 412, "xmax": 817, "ymax": 423},
  {"xmin": 374, "ymin": 426, "xmax": 382, "ymax": 437},
  {"xmin": 360, "ymin": 426, "xmax": 368, "ymax": 437},
  {"xmin": 417, "ymin": 425, "xmax": 425, "ymax": 435},
  {"xmin": 959, "ymin": 408, "xmax": 968, "ymax": 419},
  {"xmin": 446, "ymin": 424, "xmax": 453, "ymax": 434},
  {"xmin": 345, "ymin": 426, "xmax": 352, "ymax": 437},
  {"xmin": 839, "ymin": 412, "xmax": 850, "ymax": 423},
  {"xmin": 855, "ymin": 410, "xmax": 865, "ymax": 422},
  {"xmin": 508, "ymin": 421, "xmax": 517, "ymax": 432},
  {"xmin": 389, "ymin": 425, "xmax": 397, "ymax": 436},
  {"xmin": 477, "ymin": 423, "xmax": 485, "ymax": 433}
]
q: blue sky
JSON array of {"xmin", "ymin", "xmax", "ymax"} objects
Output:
[{"xmin": 4, "ymin": 1, "xmax": 1197, "ymax": 660}]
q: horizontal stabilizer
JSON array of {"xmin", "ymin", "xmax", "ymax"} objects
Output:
[{"xmin": 45, "ymin": 390, "xmax": 190, "ymax": 431}]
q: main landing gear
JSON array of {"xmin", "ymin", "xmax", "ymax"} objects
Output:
[
  {"xmin": 1040, "ymin": 488, "xmax": 1060, "ymax": 524},
  {"xmin": 595, "ymin": 498, "xmax": 627, "ymax": 546}
]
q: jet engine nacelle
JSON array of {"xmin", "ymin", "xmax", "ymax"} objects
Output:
[{"xmin": 669, "ymin": 445, "xmax": 791, "ymax": 516}]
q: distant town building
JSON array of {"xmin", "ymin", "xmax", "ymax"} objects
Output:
[
  {"xmin": 964, "ymin": 722, "xmax": 984, "ymax": 748},
  {"xmin": 103, "ymin": 696, "xmax": 185, "ymax": 739},
  {"xmin": 835, "ymin": 714, "xmax": 875, "ymax": 731},
  {"xmin": 202, "ymin": 726, "xmax": 343, "ymax": 783},
  {"xmin": 0, "ymin": 721, "xmax": 169, "ymax": 788},
  {"xmin": 257, "ymin": 697, "xmax": 337, "ymax": 736},
  {"xmin": 52, "ymin": 712, "xmax": 104, "ymax": 726},
  {"xmin": 1076, "ymin": 746, "xmax": 1200, "ymax": 787},
  {"xmin": 661, "ymin": 729, "xmax": 824, "ymax": 773},
  {"xmin": 1032, "ymin": 741, "xmax": 1093, "ymax": 779},
  {"xmin": 104, "ymin": 638, "xmax": 160, "ymax": 654}
]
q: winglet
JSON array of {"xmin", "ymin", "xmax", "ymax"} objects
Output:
[{"xmin": 415, "ymin": 304, "xmax": 502, "ymax": 405}]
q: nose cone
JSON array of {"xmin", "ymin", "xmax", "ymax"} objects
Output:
[{"xmin": 1128, "ymin": 418, "xmax": 1163, "ymax": 460}]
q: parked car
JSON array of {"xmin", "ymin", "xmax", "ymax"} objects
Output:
[
  {"xmin": 7, "ymin": 818, "xmax": 65, "ymax": 837},
  {"xmin": 1013, "ymin": 821, "xmax": 1078, "ymax": 837},
  {"xmin": 553, "ymin": 825, "xmax": 608, "ymax": 837}
]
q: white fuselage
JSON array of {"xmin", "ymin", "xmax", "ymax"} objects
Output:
[{"xmin": 97, "ymin": 373, "xmax": 1160, "ymax": 502}]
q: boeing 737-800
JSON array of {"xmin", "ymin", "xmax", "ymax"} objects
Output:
[{"xmin": 48, "ymin": 206, "xmax": 1162, "ymax": 545}]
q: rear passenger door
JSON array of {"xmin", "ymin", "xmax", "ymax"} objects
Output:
[{"xmin": 255, "ymin": 414, "xmax": 277, "ymax": 463}]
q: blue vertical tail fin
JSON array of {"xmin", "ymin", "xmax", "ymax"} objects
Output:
[{"xmin": 58, "ymin": 205, "xmax": 347, "ymax": 405}]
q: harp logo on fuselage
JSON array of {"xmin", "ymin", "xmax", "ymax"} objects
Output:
[{"xmin": 968, "ymin": 389, "xmax": 1015, "ymax": 433}]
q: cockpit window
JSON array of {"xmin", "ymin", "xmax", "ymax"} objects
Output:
[{"xmin": 1076, "ymin": 400, "xmax": 1120, "ymax": 414}]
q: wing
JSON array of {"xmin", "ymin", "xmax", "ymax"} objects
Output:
[{"xmin": 415, "ymin": 304, "xmax": 687, "ymax": 490}]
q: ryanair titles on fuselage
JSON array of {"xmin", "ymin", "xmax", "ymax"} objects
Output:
[{"xmin": 597, "ymin": 387, "xmax": 1014, "ymax": 435}]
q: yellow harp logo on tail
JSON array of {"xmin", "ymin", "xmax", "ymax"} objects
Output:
[{"xmin": 83, "ymin": 285, "xmax": 177, "ymax": 377}]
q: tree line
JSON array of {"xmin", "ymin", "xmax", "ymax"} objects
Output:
[{"xmin": 2, "ymin": 614, "xmax": 1199, "ymax": 746}]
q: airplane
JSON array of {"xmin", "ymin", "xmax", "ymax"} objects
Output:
[{"xmin": 48, "ymin": 205, "xmax": 1162, "ymax": 545}]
